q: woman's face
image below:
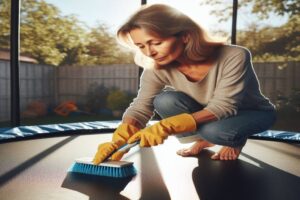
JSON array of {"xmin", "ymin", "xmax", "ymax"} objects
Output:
[{"xmin": 130, "ymin": 28, "xmax": 186, "ymax": 66}]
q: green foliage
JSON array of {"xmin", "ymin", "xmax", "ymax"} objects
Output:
[
  {"xmin": 237, "ymin": 15, "xmax": 300, "ymax": 62},
  {"xmin": 0, "ymin": 0, "xmax": 10, "ymax": 49},
  {"xmin": 201, "ymin": 0, "xmax": 300, "ymax": 62},
  {"xmin": 201, "ymin": 0, "xmax": 299, "ymax": 21},
  {"xmin": 106, "ymin": 88, "xmax": 132, "ymax": 111},
  {"xmin": 0, "ymin": 0, "xmax": 133, "ymax": 66},
  {"xmin": 275, "ymin": 88, "xmax": 300, "ymax": 112},
  {"xmin": 288, "ymin": 89, "xmax": 300, "ymax": 112},
  {"xmin": 248, "ymin": 0, "xmax": 299, "ymax": 19},
  {"xmin": 81, "ymin": 24, "xmax": 133, "ymax": 65},
  {"xmin": 85, "ymin": 83, "xmax": 109, "ymax": 113}
]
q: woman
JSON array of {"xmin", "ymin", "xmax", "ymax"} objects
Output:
[{"xmin": 92, "ymin": 4, "xmax": 276, "ymax": 164}]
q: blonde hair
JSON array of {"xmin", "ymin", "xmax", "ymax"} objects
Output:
[{"xmin": 117, "ymin": 4, "xmax": 224, "ymax": 67}]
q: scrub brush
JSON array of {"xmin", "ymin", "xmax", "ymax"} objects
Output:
[{"xmin": 68, "ymin": 141, "xmax": 139, "ymax": 178}]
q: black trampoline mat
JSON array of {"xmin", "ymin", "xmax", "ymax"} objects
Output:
[{"xmin": 0, "ymin": 133, "xmax": 299, "ymax": 200}]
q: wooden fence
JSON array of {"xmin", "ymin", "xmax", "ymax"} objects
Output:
[
  {"xmin": 56, "ymin": 64, "xmax": 139, "ymax": 104},
  {"xmin": 253, "ymin": 62, "xmax": 300, "ymax": 101},
  {"xmin": 0, "ymin": 61, "xmax": 10, "ymax": 122},
  {"xmin": 0, "ymin": 61, "xmax": 299, "ymax": 121},
  {"xmin": 0, "ymin": 61, "xmax": 139, "ymax": 121}
]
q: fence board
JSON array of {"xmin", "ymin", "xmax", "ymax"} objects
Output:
[
  {"xmin": 56, "ymin": 64, "xmax": 140, "ymax": 105},
  {"xmin": 253, "ymin": 62, "xmax": 299, "ymax": 101},
  {"xmin": 0, "ymin": 61, "xmax": 299, "ymax": 122}
]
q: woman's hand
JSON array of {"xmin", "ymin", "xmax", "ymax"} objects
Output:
[
  {"xmin": 92, "ymin": 123, "xmax": 140, "ymax": 164},
  {"xmin": 128, "ymin": 113, "xmax": 197, "ymax": 147}
]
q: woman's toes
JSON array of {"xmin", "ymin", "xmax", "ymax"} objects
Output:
[
  {"xmin": 176, "ymin": 148, "xmax": 192, "ymax": 157},
  {"xmin": 227, "ymin": 149, "xmax": 234, "ymax": 160},
  {"xmin": 177, "ymin": 140, "xmax": 215, "ymax": 157},
  {"xmin": 219, "ymin": 147, "xmax": 227, "ymax": 160},
  {"xmin": 176, "ymin": 149, "xmax": 184, "ymax": 156},
  {"xmin": 211, "ymin": 153, "xmax": 219, "ymax": 160},
  {"xmin": 211, "ymin": 146, "xmax": 242, "ymax": 160}
]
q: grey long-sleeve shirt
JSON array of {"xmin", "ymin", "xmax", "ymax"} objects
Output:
[{"xmin": 123, "ymin": 45, "xmax": 275, "ymax": 127}]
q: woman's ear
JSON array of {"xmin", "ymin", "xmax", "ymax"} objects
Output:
[{"xmin": 182, "ymin": 33, "xmax": 190, "ymax": 44}]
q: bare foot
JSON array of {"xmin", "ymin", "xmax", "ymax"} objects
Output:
[
  {"xmin": 211, "ymin": 146, "xmax": 243, "ymax": 160},
  {"xmin": 177, "ymin": 139, "xmax": 215, "ymax": 157}
]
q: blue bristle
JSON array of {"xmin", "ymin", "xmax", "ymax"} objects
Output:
[{"xmin": 68, "ymin": 162, "xmax": 137, "ymax": 178}]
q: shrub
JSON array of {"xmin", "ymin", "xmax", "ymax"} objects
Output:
[
  {"xmin": 85, "ymin": 83, "xmax": 109, "ymax": 113},
  {"xmin": 106, "ymin": 88, "xmax": 132, "ymax": 111}
]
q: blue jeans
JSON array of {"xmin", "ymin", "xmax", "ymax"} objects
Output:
[{"xmin": 153, "ymin": 91, "xmax": 276, "ymax": 147}]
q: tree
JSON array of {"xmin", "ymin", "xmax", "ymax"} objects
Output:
[
  {"xmin": 237, "ymin": 15, "xmax": 300, "ymax": 62},
  {"xmin": 0, "ymin": 0, "xmax": 88, "ymax": 65},
  {"xmin": 202, "ymin": 0, "xmax": 300, "ymax": 62},
  {"xmin": 202, "ymin": 0, "xmax": 299, "ymax": 21},
  {"xmin": 22, "ymin": 0, "xmax": 91, "ymax": 66},
  {"xmin": 0, "ymin": 0, "xmax": 133, "ymax": 66},
  {"xmin": 0, "ymin": 0, "xmax": 11, "ymax": 49},
  {"xmin": 82, "ymin": 24, "xmax": 133, "ymax": 65}
]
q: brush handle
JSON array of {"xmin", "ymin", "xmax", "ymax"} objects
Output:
[
  {"xmin": 104, "ymin": 140, "xmax": 140, "ymax": 161},
  {"xmin": 118, "ymin": 140, "xmax": 140, "ymax": 152}
]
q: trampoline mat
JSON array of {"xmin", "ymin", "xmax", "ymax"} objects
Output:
[{"xmin": 0, "ymin": 133, "xmax": 299, "ymax": 200}]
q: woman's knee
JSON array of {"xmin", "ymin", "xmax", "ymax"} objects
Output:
[
  {"xmin": 197, "ymin": 124, "xmax": 246, "ymax": 147},
  {"xmin": 154, "ymin": 91, "xmax": 178, "ymax": 111},
  {"xmin": 153, "ymin": 91, "xmax": 203, "ymax": 116},
  {"xmin": 197, "ymin": 110, "xmax": 276, "ymax": 147}
]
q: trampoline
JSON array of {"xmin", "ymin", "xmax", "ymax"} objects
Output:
[
  {"xmin": 1, "ymin": 0, "xmax": 300, "ymax": 199},
  {"xmin": 0, "ymin": 130, "xmax": 299, "ymax": 200}
]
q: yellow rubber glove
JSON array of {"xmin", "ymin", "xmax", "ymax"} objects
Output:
[
  {"xmin": 92, "ymin": 123, "xmax": 140, "ymax": 164},
  {"xmin": 127, "ymin": 113, "xmax": 197, "ymax": 147}
]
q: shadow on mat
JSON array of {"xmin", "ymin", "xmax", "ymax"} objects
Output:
[
  {"xmin": 61, "ymin": 172, "xmax": 132, "ymax": 200},
  {"xmin": 0, "ymin": 136, "xmax": 78, "ymax": 187},
  {"xmin": 139, "ymin": 148, "xmax": 171, "ymax": 200},
  {"xmin": 192, "ymin": 150, "xmax": 300, "ymax": 200}
]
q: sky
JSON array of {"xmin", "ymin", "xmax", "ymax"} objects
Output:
[{"xmin": 44, "ymin": 0, "xmax": 288, "ymax": 35}]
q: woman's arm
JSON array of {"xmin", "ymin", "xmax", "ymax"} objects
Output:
[
  {"xmin": 123, "ymin": 116, "xmax": 144, "ymax": 129},
  {"xmin": 122, "ymin": 68, "xmax": 167, "ymax": 127},
  {"xmin": 191, "ymin": 109, "xmax": 217, "ymax": 125}
]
